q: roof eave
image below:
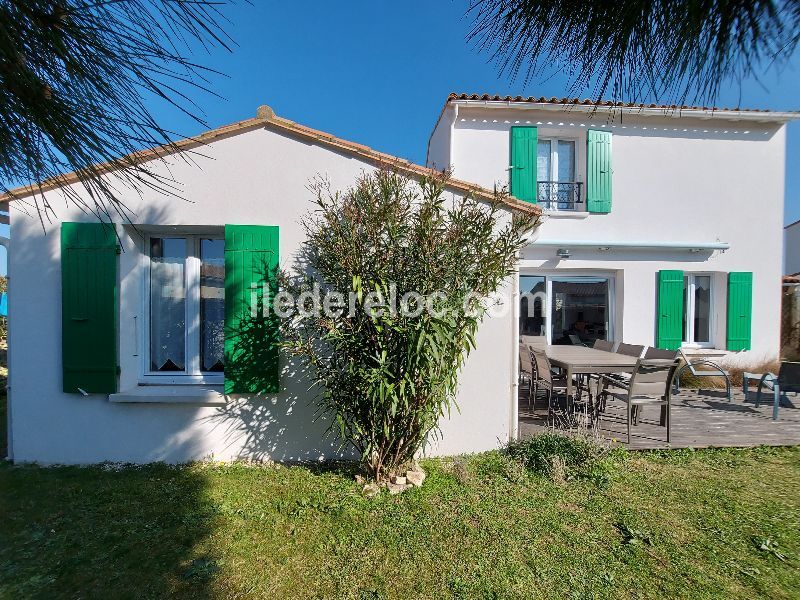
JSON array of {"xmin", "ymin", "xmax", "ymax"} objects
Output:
[
  {"xmin": 448, "ymin": 98, "xmax": 799, "ymax": 124},
  {"xmin": 0, "ymin": 107, "xmax": 541, "ymax": 218}
]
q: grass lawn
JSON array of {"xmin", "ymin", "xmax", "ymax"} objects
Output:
[{"xmin": 1, "ymin": 447, "xmax": 799, "ymax": 599}]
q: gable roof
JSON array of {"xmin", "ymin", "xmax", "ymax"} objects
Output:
[
  {"xmin": 1, "ymin": 106, "xmax": 540, "ymax": 216},
  {"xmin": 446, "ymin": 93, "xmax": 799, "ymax": 123}
]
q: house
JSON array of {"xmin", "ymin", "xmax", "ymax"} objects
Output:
[
  {"xmin": 429, "ymin": 94, "xmax": 794, "ymax": 436},
  {"xmin": 4, "ymin": 106, "xmax": 538, "ymax": 464},
  {"xmin": 786, "ymin": 219, "xmax": 800, "ymax": 276},
  {"xmin": 5, "ymin": 94, "xmax": 796, "ymax": 464}
]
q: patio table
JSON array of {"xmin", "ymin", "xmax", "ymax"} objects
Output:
[{"xmin": 543, "ymin": 345, "xmax": 639, "ymax": 398}]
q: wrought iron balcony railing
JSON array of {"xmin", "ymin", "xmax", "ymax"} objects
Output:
[{"xmin": 537, "ymin": 181, "xmax": 583, "ymax": 210}]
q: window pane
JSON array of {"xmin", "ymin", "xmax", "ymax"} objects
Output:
[
  {"xmin": 693, "ymin": 276, "xmax": 711, "ymax": 343},
  {"xmin": 200, "ymin": 239, "xmax": 225, "ymax": 372},
  {"xmin": 537, "ymin": 140, "xmax": 552, "ymax": 205},
  {"xmin": 536, "ymin": 140, "xmax": 551, "ymax": 182},
  {"xmin": 550, "ymin": 277, "xmax": 609, "ymax": 346},
  {"xmin": 520, "ymin": 276, "xmax": 546, "ymax": 336},
  {"xmin": 556, "ymin": 140, "xmax": 575, "ymax": 182},
  {"xmin": 150, "ymin": 238, "xmax": 186, "ymax": 372}
]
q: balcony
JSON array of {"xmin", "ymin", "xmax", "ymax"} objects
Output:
[{"xmin": 537, "ymin": 181, "xmax": 583, "ymax": 210}]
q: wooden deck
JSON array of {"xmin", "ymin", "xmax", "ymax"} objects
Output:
[{"xmin": 519, "ymin": 388, "xmax": 800, "ymax": 449}]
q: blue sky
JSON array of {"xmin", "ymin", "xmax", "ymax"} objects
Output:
[
  {"xmin": 160, "ymin": 1, "xmax": 799, "ymax": 221},
  {"xmin": 3, "ymin": 1, "xmax": 799, "ymax": 275}
]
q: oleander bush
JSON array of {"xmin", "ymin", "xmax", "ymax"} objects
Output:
[{"xmin": 281, "ymin": 169, "xmax": 539, "ymax": 480}]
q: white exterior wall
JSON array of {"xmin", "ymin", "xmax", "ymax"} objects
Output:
[
  {"xmin": 435, "ymin": 105, "xmax": 787, "ymax": 362},
  {"xmin": 8, "ymin": 125, "xmax": 516, "ymax": 464},
  {"xmin": 426, "ymin": 105, "xmax": 453, "ymax": 172},
  {"xmin": 785, "ymin": 221, "xmax": 800, "ymax": 276}
]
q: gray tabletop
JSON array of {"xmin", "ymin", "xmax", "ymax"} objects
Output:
[{"xmin": 542, "ymin": 345, "xmax": 639, "ymax": 396}]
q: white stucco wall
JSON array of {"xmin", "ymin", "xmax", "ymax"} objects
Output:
[
  {"xmin": 426, "ymin": 105, "xmax": 453, "ymax": 172},
  {"xmin": 7, "ymin": 124, "xmax": 516, "ymax": 464},
  {"xmin": 786, "ymin": 221, "xmax": 800, "ymax": 276},
  {"xmin": 434, "ymin": 105, "xmax": 787, "ymax": 362}
]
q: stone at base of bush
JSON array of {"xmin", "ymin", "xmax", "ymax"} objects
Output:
[
  {"xmin": 362, "ymin": 483, "xmax": 380, "ymax": 498},
  {"xmin": 405, "ymin": 468, "xmax": 426, "ymax": 487},
  {"xmin": 387, "ymin": 482, "xmax": 408, "ymax": 495},
  {"xmin": 390, "ymin": 475, "xmax": 407, "ymax": 485}
]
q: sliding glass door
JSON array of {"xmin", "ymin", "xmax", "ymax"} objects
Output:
[
  {"xmin": 520, "ymin": 274, "xmax": 613, "ymax": 345},
  {"xmin": 519, "ymin": 276, "xmax": 546, "ymax": 335},
  {"xmin": 550, "ymin": 277, "xmax": 609, "ymax": 345}
]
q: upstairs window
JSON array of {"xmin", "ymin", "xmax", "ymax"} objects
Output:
[{"xmin": 537, "ymin": 138, "xmax": 581, "ymax": 210}]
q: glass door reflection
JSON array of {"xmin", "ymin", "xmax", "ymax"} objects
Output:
[{"xmin": 550, "ymin": 277, "xmax": 609, "ymax": 345}]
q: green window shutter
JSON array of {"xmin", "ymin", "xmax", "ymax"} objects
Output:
[
  {"xmin": 586, "ymin": 129, "xmax": 612, "ymax": 213},
  {"xmin": 61, "ymin": 222, "xmax": 119, "ymax": 393},
  {"xmin": 510, "ymin": 126, "xmax": 538, "ymax": 203},
  {"xmin": 224, "ymin": 225, "xmax": 280, "ymax": 394},
  {"xmin": 727, "ymin": 272, "xmax": 753, "ymax": 351},
  {"xmin": 657, "ymin": 270, "xmax": 684, "ymax": 350}
]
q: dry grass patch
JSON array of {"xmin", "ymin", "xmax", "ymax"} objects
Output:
[{"xmin": 678, "ymin": 358, "xmax": 782, "ymax": 390}]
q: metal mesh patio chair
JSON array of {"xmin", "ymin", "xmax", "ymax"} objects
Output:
[
  {"xmin": 753, "ymin": 361, "xmax": 800, "ymax": 420},
  {"xmin": 531, "ymin": 349, "xmax": 571, "ymax": 424},
  {"xmin": 593, "ymin": 339, "xmax": 615, "ymax": 352},
  {"xmin": 604, "ymin": 358, "xmax": 680, "ymax": 444},
  {"xmin": 602, "ymin": 343, "xmax": 645, "ymax": 388},
  {"xmin": 675, "ymin": 349, "xmax": 732, "ymax": 400},
  {"xmin": 644, "ymin": 347, "xmax": 679, "ymax": 360},
  {"xmin": 519, "ymin": 343, "xmax": 535, "ymax": 410},
  {"xmin": 520, "ymin": 334, "xmax": 547, "ymax": 350},
  {"xmin": 616, "ymin": 343, "xmax": 645, "ymax": 357},
  {"xmin": 598, "ymin": 343, "xmax": 649, "ymax": 417},
  {"xmin": 584, "ymin": 339, "xmax": 615, "ymax": 399}
]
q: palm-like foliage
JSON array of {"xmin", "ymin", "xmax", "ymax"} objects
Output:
[
  {"xmin": 0, "ymin": 0, "xmax": 237, "ymax": 224},
  {"xmin": 468, "ymin": 0, "xmax": 800, "ymax": 105}
]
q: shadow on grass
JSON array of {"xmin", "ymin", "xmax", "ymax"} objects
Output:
[{"xmin": 0, "ymin": 462, "xmax": 217, "ymax": 598}]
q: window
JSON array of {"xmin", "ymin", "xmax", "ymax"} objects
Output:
[
  {"xmin": 520, "ymin": 274, "xmax": 614, "ymax": 345},
  {"xmin": 682, "ymin": 274, "xmax": 713, "ymax": 348},
  {"xmin": 146, "ymin": 235, "xmax": 224, "ymax": 382},
  {"xmin": 537, "ymin": 138, "xmax": 580, "ymax": 209}
]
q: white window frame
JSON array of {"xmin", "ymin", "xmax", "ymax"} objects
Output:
[
  {"xmin": 519, "ymin": 271, "xmax": 616, "ymax": 345},
  {"xmin": 141, "ymin": 233, "xmax": 224, "ymax": 385},
  {"xmin": 538, "ymin": 137, "xmax": 579, "ymax": 211},
  {"xmin": 538, "ymin": 138, "xmax": 577, "ymax": 182},
  {"xmin": 682, "ymin": 272, "xmax": 715, "ymax": 349}
]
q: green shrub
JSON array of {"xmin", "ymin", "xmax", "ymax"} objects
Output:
[
  {"xmin": 469, "ymin": 451, "xmax": 527, "ymax": 484},
  {"xmin": 506, "ymin": 432, "xmax": 616, "ymax": 484},
  {"xmin": 281, "ymin": 169, "xmax": 539, "ymax": 481}
]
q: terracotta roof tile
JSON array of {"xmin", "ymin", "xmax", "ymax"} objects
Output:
[
  {"xmin": 447, "ymin": 92, "xmax": 796, "ymax": 117},
  {"xmin": 1, "ymin": 108, "xmax": 541, "ymax": 217},
  {"xmin": 265, "ymin": 114, "xmax": 540, "ymax": 216}
]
